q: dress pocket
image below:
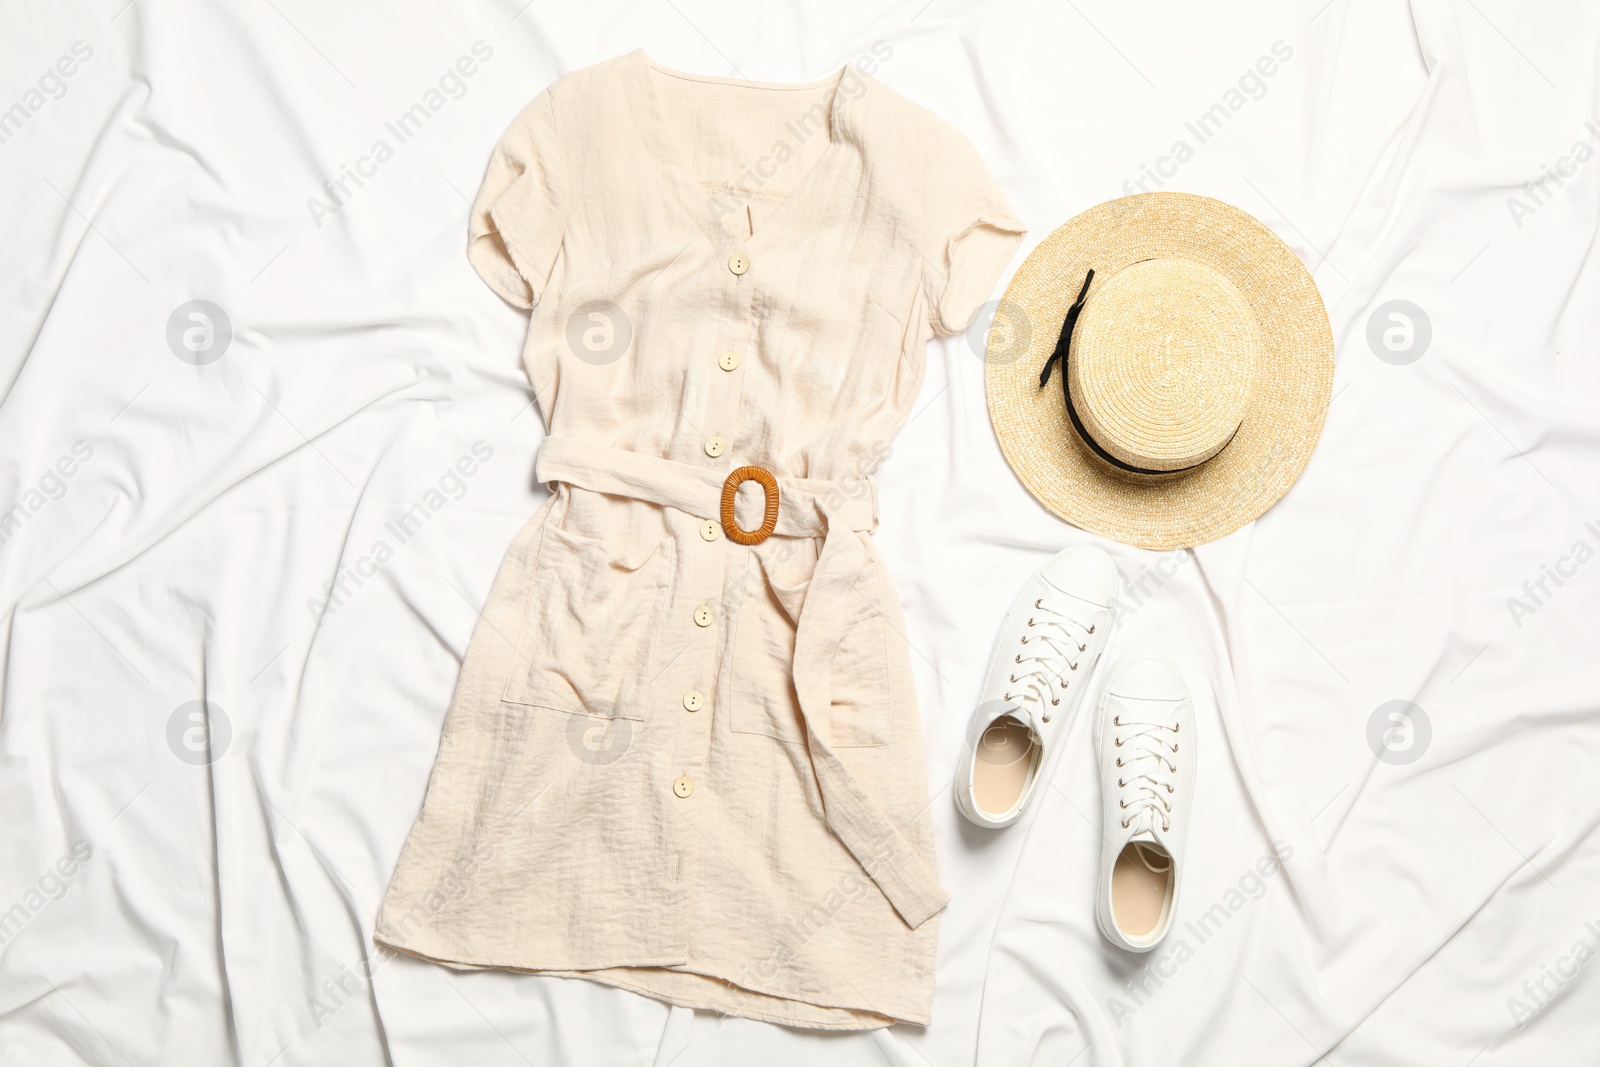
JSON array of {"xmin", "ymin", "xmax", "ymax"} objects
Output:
[
  {"xmin": 825, "ymin": 612, "xmax": 893, "ymax": 748},
  {"xmin": 729, "ymin": 556, "xmax": 892, "ymax": 748},
  {"xmin": 502, "ymin": 520, "xmax": 673, "ymax": 721}
]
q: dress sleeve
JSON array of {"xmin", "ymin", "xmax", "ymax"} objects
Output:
[
  {"xmin": 919, "ymin": 118, "xmax": 1026, "ymax": 336},
  {"xmin": 468, "ymin": 89, "xmax": 565, "ymax": 309}
]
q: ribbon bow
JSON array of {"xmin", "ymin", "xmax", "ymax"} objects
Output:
[{"xmin": 1038, "ymin": 268, "xmax": 1095, "ymax": 389}]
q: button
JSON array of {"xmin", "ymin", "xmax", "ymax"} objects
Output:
[
  {"xmin": 727, "ymin": 253, "xmax": 749, "ymax": 275},
  {"xmin": 718, "ymin": 351, "xmax": 741, "ymax": 372},
  {"xmin": 682, "ymin": 690, "xmax": 705, "ymax": 712},
  {"xmin": 693, "ymin": 604, "xmax": 715, "ymax": 627},
  {"xmin": 699, "ymin": 520, "xmax": 722, "ymax": 541},
  {"xmin": 704, "ymin": 436, "xmax": 727, "ymax": 458},
  {"xmin": 673, "ymin": 775, "xmax": 695, "ymax": 798}
]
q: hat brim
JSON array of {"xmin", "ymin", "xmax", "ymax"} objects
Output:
[{"xmin": 984, "ymin": 193, "xmax": 1334, "ymax": 551}]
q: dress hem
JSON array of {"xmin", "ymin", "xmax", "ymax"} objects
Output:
[{"xmin": 373, "ymin": 930, "xmax": 931, "ymax": 1031}]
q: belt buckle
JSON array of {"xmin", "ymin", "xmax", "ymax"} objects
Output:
[{"xmin": 721, "ymin": 466, "xmax": 780, "ymax": 545}]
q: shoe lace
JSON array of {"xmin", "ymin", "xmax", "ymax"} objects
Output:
[
  {"xmin": 1111, "ymin": 698, "xmax": 1182, "ymax": 834},
  {"xmin": 1003, "ymin": 598, "xmax": 1096, "ymax": 728}
]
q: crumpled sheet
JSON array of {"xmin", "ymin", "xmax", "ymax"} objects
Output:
[{"xmin": 2, "ymin": 0, "xmax": 1597, "ymax": 1063}]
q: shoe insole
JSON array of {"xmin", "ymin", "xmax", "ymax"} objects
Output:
[
  {"xmin": 973, "ymin": 717, "xmax": 1035, "ymax": 816},
  {"xmin": 1111, "ymin": 841, "xmax": 1173, "ymax": 938}
]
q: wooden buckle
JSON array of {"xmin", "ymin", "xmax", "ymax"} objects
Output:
[{"xmin": 720, "ymin": 466, "xmax": 780, "ymax": 545}]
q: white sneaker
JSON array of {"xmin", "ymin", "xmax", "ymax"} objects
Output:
[
  {"xmin": 1094, "ymin": 652, "xmax": 1195, "ymax": 952},
  {"xmin": 955, "ymin": 545, "xmax": 1118, "ymax": 828}
]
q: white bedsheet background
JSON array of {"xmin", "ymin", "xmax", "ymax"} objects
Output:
[{"xmin": 2, "ymin": 1, "xmax": 1597, "ymax": 1064}]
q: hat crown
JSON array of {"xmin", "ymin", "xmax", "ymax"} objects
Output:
[{"xmin": 1068, "ymin": 258, "xmax": 1260, "ymax": 472}]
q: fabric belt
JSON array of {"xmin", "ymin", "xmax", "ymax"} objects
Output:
[{"xmin": 536, "ymin": 435, "xmax": 949, "ymax": 930}]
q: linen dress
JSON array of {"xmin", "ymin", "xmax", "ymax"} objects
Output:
[{"xmin": 375, "ymin": 49, "xmax": 1024, "ymax": 1029}]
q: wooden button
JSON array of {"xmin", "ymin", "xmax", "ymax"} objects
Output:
[
  {"xmin": 682, "ymin": 690, "xmax": 705, "ymax": 712},
  {"xmin": 693, "ymin": 604, "xmax": 715, "ymax": 627},
  {"xmin": 699, "ymin": 520, "xmax": 722, "ymax": 541},
  {"xmin": 704, "ymin": 436, "xmax": 727, "ymax": 458},
  {"xmin": 673, "ymin": 775, "xmax": 694, "ymax": 798},
  {"xmin": 727, "ymin": 253, "xmax": 749, "ymax": 275},
  {"xmin": 718, "ymin": 351, "xmax": 740, "ymax": 371}
]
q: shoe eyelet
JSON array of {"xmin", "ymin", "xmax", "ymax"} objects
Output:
[
  {"xmin": 1027, "ymin": 618, "xmax": 1035, "ymax": 627},
  {"xmin": 1117, "ymin": 779, "xmax": 1124, "ymax": 788},
  {"xmin": 1114, "ymin": 739, "xmax": 1123, "ymax": 747},
  {"xmin": 1070, "ymin": 662, "xmax": 1078, "ymax": 671},
  {"xmin": 1121, "ymin": 819, "xmax": 1129, "ymax": 829},
  {"xmin": 1035, "ymin": 598, "xmax": 1043, "ymax": 609},
  {"xmin": 1118, "ymin": 799, "xmax": 1129, "ymax": 808},
  {"xmin": 1051, "ymin": 698, "xmax": 1059, "ymax": 706},
  {"xmin": 1078, "ymin": 643, "xmax": 1086, "ymax": 652},
  {"xmin": 1166, "ymin": 784, "xmax": 1174, "ymax": 793},
  {"xmin": 1008, "ymin": 674, "xmax": 1017, "ymax": 683},
  {"xmin": 1174, "ymin": 723, "xmax": 1181, "ymax": 732},
  {"xmin": 1115, "ymin": 758, "xmax": 1123, "ymax": 767},
  {"xmin": 1087, "ymin": 625, "xmax": 1095, "ymax": 634},
  {"xmin": 1020, "ymin": 636, "xmax": 1028, "ymax": 645},
  {"xmin": 1112, "ymin": 716, "xmax": 1121, "ymax": 726},
  {"xmin": 1014, "ymin": 654, "xmax": 1022, "ymax": 664}
]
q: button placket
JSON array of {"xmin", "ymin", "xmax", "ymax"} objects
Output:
[
  {"xmin": 701, "ymin": 249, "xmax": 757, "ymax": 479},
  {"xmin": 668, "ymin": 244, "xmax": 758, "ymax": 800},
  {"xmin": 666, "ymin": 517, "xmax": 719, "ymax": 807}
]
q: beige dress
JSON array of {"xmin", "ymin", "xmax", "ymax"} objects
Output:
[{"xmin": 375, "ymin": 49, "xmax": 1024, "ymax": 1030}]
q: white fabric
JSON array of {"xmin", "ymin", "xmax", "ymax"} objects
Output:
[{"xmin": 3, "ymin": 1, "xmax": 1598, "ymax": 1064}]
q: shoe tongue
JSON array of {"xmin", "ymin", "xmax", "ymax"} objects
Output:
[
  {"xmin": 1127, "ymin": 836, "xmax": 1172, "ymax": 875},
  {"xmin": 1037, "ymin": 574, "xmax": 1105, "ymax": 608},
  {"xmin": 1116, "ymin": 697, "xmax": 1176, "ymax": 731},
  {"xmin": 999, "ymin": 709, "xmax": 1041, "ymax": 743},
  {"xmin": 993, "ymin": 705, "xmax": 1043, "ymax": 744}
]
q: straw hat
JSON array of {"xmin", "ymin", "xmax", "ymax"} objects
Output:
[{"xmin": 984, "ymin": 193, "xmax": 1334, "ymax": 551}]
